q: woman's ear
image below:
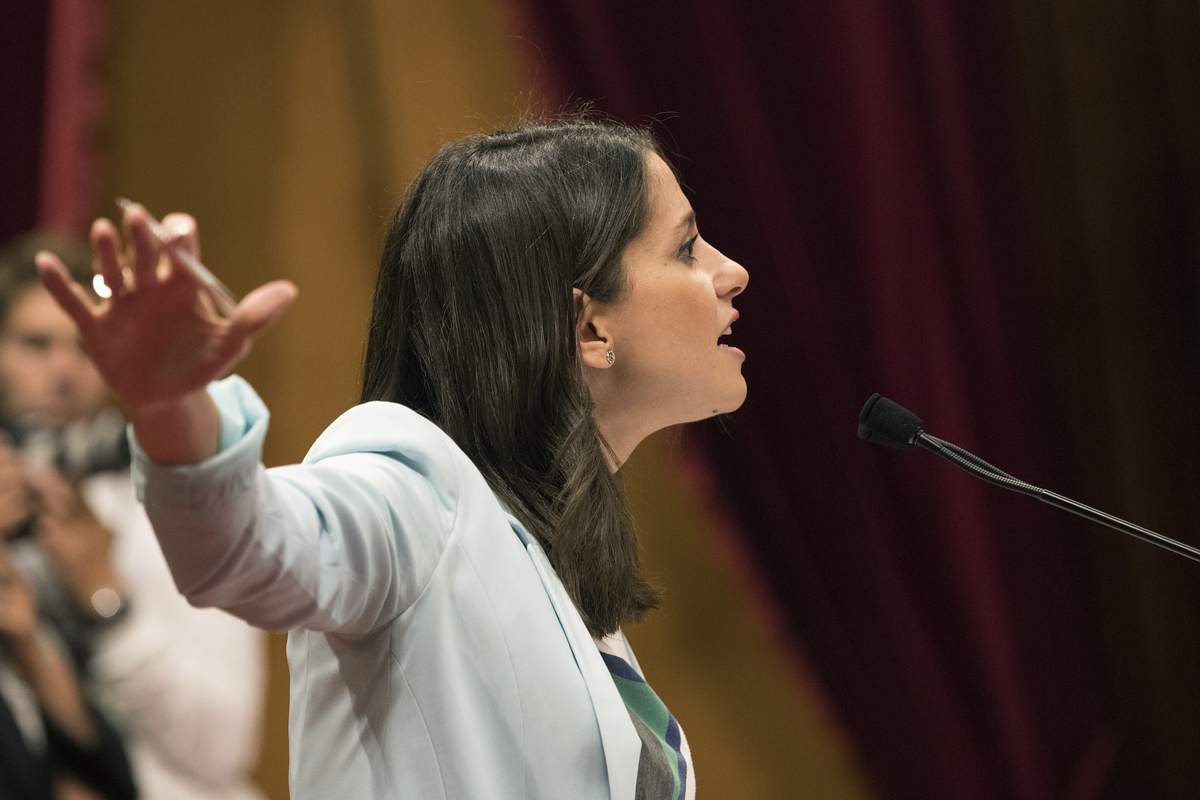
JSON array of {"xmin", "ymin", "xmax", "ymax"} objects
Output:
[{"xmin": 574, "ymin": 288, "xmax": 615, "ymax": 369}]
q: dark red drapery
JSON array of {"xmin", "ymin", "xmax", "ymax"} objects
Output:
[
  {"xmin": 504, "ymin": 1, "xmax": 1131, "ymax": 796},
  {"xmin": 2, "ymin": 0, "xmax": 106, "ymax": 244},
  {"xmin": 1, "ymin": 0, "xmax": 51, "ymax": 245}
]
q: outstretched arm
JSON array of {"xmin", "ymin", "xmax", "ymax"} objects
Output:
[
  {"xmin": 36, "ymin": 203, "xmax": 296, "ymax": 466},
  {"xmin": 41, "ymin": 205, "xmax": 457, "ymax": 637}
]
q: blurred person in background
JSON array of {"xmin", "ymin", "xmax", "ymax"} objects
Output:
[
  {"xmin": 0, "ymin": 534, "xmax": 136, "ymax": 800},
  {"xmin": 0, "ymin": 232, "xmax": 268, "ymax": 800}
]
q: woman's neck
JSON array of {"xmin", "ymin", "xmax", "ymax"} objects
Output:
[{"xmin": 593, "ymin": 406, "xmax": 658, "ymax": 473}]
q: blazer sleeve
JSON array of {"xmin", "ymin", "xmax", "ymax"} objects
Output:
[{"xmin": 130, "ymin": 376, "xmax": 461, "ymax": 636}]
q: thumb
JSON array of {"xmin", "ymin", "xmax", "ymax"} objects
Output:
[{"xmin": 229, "ymin": 280, "xmax": 298, "ymax": 340}]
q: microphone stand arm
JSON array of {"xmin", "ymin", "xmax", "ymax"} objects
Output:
[{"xmin": 916, "ymin": 432, "xmax": 1200, "ymax": 565}]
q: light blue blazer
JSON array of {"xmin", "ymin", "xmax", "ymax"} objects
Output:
[{"xmin": 130, "ymin": 376, "xmax": 643, "ymax": 799}]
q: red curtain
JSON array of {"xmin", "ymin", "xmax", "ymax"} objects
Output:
[
  {"xmin": 506, "ymin": 1, "xmax": 1121, "ymax": 796},
  {"xmin": 0, "ymin": 0, "xmax": 106, "ymax": 246},
  {"xmin": 37, "ymin": 0, "xmax": 107, "ymax": 235},
  {"xmin": 1, "ymin": 0, "xmax": 51, "ymax": 244}
]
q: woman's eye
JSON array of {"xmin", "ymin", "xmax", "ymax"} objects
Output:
[{"xmin": 679, "ymin": 235, "xmax": 698, "ymax": 262}]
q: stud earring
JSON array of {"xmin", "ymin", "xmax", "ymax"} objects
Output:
[{"xmin": 605, "ymin": 349, "xmax": 615, "ymax": 365}]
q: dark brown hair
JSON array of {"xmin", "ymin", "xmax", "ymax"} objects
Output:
[
  {"xmin": 361, "ymin": 119, "xmax": 662, "ymax": 636},
  {"xmin": 0, "ymin": 231, "xmax": 94, "ymax": 330}
]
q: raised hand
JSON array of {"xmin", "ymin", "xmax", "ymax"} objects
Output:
[
  {"xmin": 36, "ymin": 204, "xmax": 297, "ymax": 465},
  {"xmin": 37, "ymin": 204, "xmax": 295, "ymax": 417},
  {"xmin": 29, "ymin": 468, "xmax": 122, "ymax": 611}
]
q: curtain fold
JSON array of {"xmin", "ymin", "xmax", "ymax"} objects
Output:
[
  {"xmin": 37, "ymin": 0, "xmax": 107, "ymax": 235},
  {"xmin": 0, "ymin": 0, "xmax": 106, "ymax": 243},
  {"xmin": 1007, "ymin": 0, "xmax": 1200, "ymax": 794},
  {"xmin": 0, "ymin": 0, "xmax": 52, "ymax": 245}
]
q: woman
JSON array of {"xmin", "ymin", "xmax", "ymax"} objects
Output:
[{"xmin": 36, "ymin": 120, "xmax": 748, "ymax": 800}]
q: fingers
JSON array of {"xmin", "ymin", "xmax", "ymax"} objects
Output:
[
  {"xmin": 229, "ymin": 280, "xmax": 298, "ymax": 340},
  {"xmin": 36, "ymin": 252, "xmax": 96, "ymax": 332},
  {"xmin": 161, "ymin": 213, "xmax": 199, "ymax": 259},
  {"xmin": 90, "ymin": 218, "xmax": 126, "ymax": 296},
  {"xmin": 0, "ymin": 572, "xmax": 36, "ymax": 639},
  {"xmin": 0, "ymin": 442, "xmax": 32, "ymax": 531},
  {"xmin": 122, "ymin": 203, "xmax": 164, "ymax": 290}
]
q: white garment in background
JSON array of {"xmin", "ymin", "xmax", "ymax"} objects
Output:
[{"xmin": 81, "ymin": 471, "xmax": 267, "ymax": 800}]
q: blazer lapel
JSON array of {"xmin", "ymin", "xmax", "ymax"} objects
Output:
[{"xmin": 507, "ymin": 516, "xmax": 641, "ymax": 800}]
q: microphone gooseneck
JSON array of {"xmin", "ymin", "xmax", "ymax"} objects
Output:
[
  {"xmin": 858, "ymin": 394, "xmax": 1200, "ymax": 565},
  {"xmin": 916, "ymin": 433, "xmax": 1037, "ymax": 496}
]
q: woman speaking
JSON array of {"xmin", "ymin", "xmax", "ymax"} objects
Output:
[{"xmin": 36, "ymin": 120, "xmax": 748, "ymax": 800}]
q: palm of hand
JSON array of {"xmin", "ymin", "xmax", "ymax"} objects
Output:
[{"xmin": 82, "ymin": 267, "xmax": 246, "ymax": 415}]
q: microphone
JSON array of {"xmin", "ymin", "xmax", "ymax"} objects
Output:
[
  {"xmin": 858, "ymin": 393, "xmax": 1200, "ymax": 564},
  {"xmin": 857, "ymin": 394, "xmax": 923, "ymax": 449}
]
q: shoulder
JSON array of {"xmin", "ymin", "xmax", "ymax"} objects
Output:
[{"xmin": 301, "ymin": 401, "xmax": 468, "ymax": 499}]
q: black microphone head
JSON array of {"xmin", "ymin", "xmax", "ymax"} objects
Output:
[{"xmin": 858, "ymin": 393, "xmax": 923, "ymax": 449}]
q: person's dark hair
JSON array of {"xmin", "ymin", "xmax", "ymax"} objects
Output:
[
  {"xmin": 0, "ymin": 231, "xmax": 94, "ymax": 330},
  {"xmin": 361, "ymin": 118, "xmax": 664, "ymax": 636}
]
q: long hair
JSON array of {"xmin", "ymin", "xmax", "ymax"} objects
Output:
[{"xmin": 361, "ymin": 119, "xmax": 662, "ymax": 636}]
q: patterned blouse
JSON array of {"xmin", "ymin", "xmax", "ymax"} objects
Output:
[{"xmin": 596, "ymin": 633, "xmax": 695, "ymax": 800}]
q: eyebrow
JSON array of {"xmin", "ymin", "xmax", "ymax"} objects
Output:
[{"xmin": 676, "ymin": 210, "xmax": 697, "ymax": 230}]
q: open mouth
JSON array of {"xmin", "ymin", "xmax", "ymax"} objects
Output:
[
  {"xmin": 718, "ymin": 310, "xmax": 739, "ymax": 346},
  {"xmin": 717, "ymin": 312, "xmax": 745, "ymax": 360}
]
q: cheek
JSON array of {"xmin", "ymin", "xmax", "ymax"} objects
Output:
[
  {"xmin": 0, "ymin": 350, "xmax": 42, "ymax": 396},
  {"xmin": 80, "ymin": 363, "xmax": 107, "ymax": 401},
  {"xmin": 626, "ymin": 288, "xmax": 714, "ymax": 373}
]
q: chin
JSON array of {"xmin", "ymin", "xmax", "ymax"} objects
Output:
[
  {"xmin": 722, "ymin": 382, "xmax": 748, "ymax": 414},
  {"xmin": 724, "ymin": 373, "xmax": 748, "ymax": 408},
  {"xmin": 692, "ymin": 378, "xmax": 747, "ymax": 421}
]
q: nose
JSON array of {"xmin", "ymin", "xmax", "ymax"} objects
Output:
[{"xmin": 714, "ymin": 247, "xmax": 748, "ymax": 300}]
